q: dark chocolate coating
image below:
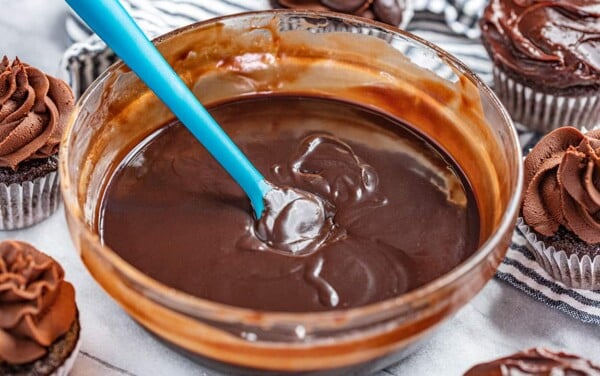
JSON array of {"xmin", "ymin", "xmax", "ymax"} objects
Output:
[
  {"xmin": 273, "ymin": 0, "xmax": 405, "ymax": 26},
  {"xmin": 372, "ymin": 0, "xmax": 404, "ymax": 25},
  {"xmin": 99, "ymin": 96, "xmax": 479, "ymax": 312},
  {"xmin": 479, "ymin": 0, "xmax": 600, "ymax": 92},
  {"xmin": 321, "ymin": 0, "xmax": 369, "ymax": 12},
  {"xmin": 464, "ymin": 348, "xmax": 600, "ymax": 376}
]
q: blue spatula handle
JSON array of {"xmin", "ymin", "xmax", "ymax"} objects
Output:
[{"xmin": 66, "ymin": 0, "xmax": 270, "ymax": 217}]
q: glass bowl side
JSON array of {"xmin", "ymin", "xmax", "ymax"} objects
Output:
[{"xmin": 59, "ymin": 10, "xmax": 522, "ymax": 372}]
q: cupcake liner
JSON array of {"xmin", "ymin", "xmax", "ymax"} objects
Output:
[
  {"xmin": 516, "ymin": 218, "xmax": 600, "ymax": 290},
  {"xmin": 493, "ymin": 66, "xmax": 600, "ymax": 133},
  {"xmin": 51, "ymin": 333, "xmax": 81, "ymax": 376},
  {"xmin": 0, "ymin": 170, "xmax": 61, "ymax": 230}
]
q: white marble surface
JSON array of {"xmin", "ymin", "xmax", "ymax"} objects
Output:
[{"xmin": 2, "ymin": 1, "xmax": 600, "ymax": 375}]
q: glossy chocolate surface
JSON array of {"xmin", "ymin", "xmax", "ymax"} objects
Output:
[
  {"xmin": 464, "ymin": 348, "xmax": 600, "ymax": 376},
  {"xmin": 99, "ymin": 95, "xmax": 480, "ymax": 312},
  {"xmin": 480, "ymin": 0, "xmax": 600, "ymax": 91},
  {"xmin": 273, "ymin": 0, "xmax": 406, "ymax": 25}
]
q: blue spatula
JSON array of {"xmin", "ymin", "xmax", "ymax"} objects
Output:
[{"xmin": 66, "ymin": 0, "xmax": 271, "ymax": 217}]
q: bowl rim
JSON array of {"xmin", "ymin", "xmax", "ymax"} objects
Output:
[{"xmin": 60, "ymin": 9, "xmax": 524, "ymax": 329}]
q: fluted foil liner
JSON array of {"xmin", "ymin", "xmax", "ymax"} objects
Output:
[
  {"xmin": 493, "ymin": 67, "xmax": 600, "ymax": 133},
  {"xmin": 0, "ymin": 170, "xmax": 61, "ymax": 230},
  {"xmin": 517, "ymin": 218, "xmax": 600, "ymax": 290}
]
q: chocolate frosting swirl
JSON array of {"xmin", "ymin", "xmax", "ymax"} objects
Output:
[
  {"xmin": 0, "ymin": 240, "xmax": 76, "ymax": 365},
  {"xmin": 480, "ymin": 0, "xmax": 600, "ymax": 90},
  {"xmin": 523, "ymin": 127, "xmax": 600, "ymax": 244},
  {"xmin": 464, "ymin": 348, "xmax": 600, "ymax": 375},
  {"xmin": 0, "ymin": 57, "xmax": 74, "ymax": 170},
  {"xmin": 273, "ymin": 0, "xmax": 406, "ymax": 26}
]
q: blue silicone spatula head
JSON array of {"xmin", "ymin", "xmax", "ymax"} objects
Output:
[{"xmin": 66, "ymin": 0, "xmax": 271, "ymax": 217}]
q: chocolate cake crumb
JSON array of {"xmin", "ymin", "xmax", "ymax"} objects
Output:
[
  {"xmin": 540, "ymin": 226, "xmax": 600, "ymax": 258},
  {"xmin": 0, "ymin": 157, "xmax": 58, "ymax": 185}
]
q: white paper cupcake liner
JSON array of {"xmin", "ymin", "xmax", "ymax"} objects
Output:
[
  {"xmin": 51, "ymin": 332, "xmax": 81, "ymax": 376},
  {"xmin": 493, "ymin": 67, "xmax": 600, "ymax": 134},
  {"xmin": 0, "ymin": 170, "xmax": 61, "ymax": 230},
  {"xmin": 516, "ymin": 218, "xmax": 600, "ymax": 290}
]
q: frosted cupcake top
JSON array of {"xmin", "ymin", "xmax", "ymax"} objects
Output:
[
  {"xmin": 273, "ymin": 0, "xmax": 406, "ymax": 26},
  {"xmin": 523, "ymin": 127, "xmax": 600, "ymax": 243},
  {"xmin": 480, "ymin": 0, "xmax": 600, "ymax": 90},
  {"xmin": 0, "ymin": 57, "xmax": 74, "ymax": 170},
  {"xmin": 464, "ymin": 348, "xmax": 600, "ymax": 375},
  {"xmin": 0, "ymin": 241, "xmax": 77, "ymax": 365}
]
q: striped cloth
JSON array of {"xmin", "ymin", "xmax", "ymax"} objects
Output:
[{"xmin": 62, "ymin": 0, "xmax": 600, "ymax": 325}]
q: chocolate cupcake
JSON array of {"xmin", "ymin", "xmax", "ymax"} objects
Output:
[
  {"xmin": 519, "ymin": 127, "xmax": 600, "ymax": 289},
  {"xmin": 464, "ymin": 348, "xmax": 600, "ymax": 375},
  {"xmin": 0, "ymin": 57, "xmax": 74, "ymax": 229},
  {"xmin": 0, "ymin": 240, "xmax": 80, "ymax": 375},
  {"xmin": 272, "ymin": 0, "xmax": 411, "ymax": 28},
  {"xmin": 479, "ymin": 1, "xmax": 600, "ymax": 133}
]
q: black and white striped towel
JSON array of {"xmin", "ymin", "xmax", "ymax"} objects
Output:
[{"xmin": 62, "ymin": 0, "xmax": 600, "ymax": 325}]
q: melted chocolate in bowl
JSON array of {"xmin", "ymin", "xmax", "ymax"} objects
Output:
[
  {"xmin": 99, "ymin": 95, "xmax": 480, "ymax": 312},
  {"xmin": 60, "ymin": 12, "xmax": 523, "ymax": 373}
]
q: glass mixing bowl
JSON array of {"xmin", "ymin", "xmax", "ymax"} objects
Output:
[{"xmin": 60, "ymin": 10, "xmax": 523, "ymax": 375}]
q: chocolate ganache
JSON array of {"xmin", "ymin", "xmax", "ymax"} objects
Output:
[
  {"xmin": 480, "ymin": 0, "xmax": 600, "ymax": 91},
  {"xmin": 464, "ymin": 348, "xmax": 600, "ymax": 376},
  {"xmin": 273, "ymin": 0, "xmax": 406, "ymax": 26},
  {"xmin": 99, "ymin": 95, "xmax": 480, "ymax": 312}
]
